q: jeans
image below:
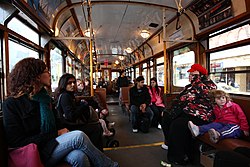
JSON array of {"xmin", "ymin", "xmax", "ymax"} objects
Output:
[
  {"xmin": 130, "ymin": 105, "xmax": 154, "ymax": 129},
  {"xmin": 46, "ymin": 130, "xmax": 118, "ymax": 167}
]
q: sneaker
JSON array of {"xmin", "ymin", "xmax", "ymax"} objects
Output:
[
  {"xmin": 188, "ymin": 121, "xmax": 199, "ymax": 137},
  {"xmin": 161, "ymin": 144, "xmax": 168, "ymax": 150},
  {"xmin": 103, "ymin": 131, "xmax": 113, "ymax": 137},
  {"xmin": 157, "ymin": 124, "xmax": 162, "ymax": 129},
  {"xmin": 208, "ymin": 128, "xmax": 220, "ymax": 143},
  {"xmin": 132, "ymin": 129, "xmax": 138, "ymax": 133},
  {"xmin": 108, "ymin": 122, "xmax": 115, "ymax": 128}
]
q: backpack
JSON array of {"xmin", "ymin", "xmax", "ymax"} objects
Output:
[{"xmin": 139, "ymin": 116, "xmax": 150, "ymax": 133}]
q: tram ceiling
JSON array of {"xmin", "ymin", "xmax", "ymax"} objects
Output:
[{"xmin": 14, "ymin": 0, "xmax": 195, "ymax": 64}]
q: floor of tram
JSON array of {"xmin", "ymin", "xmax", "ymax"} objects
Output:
[{"xmin": 104, "ymin": 95, "xmax": 203, "ymax": 167}]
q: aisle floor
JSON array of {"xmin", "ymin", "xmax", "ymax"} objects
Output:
[{"xmin": 104, "ymin": 96, "xmax": 202, "ymax": 167}]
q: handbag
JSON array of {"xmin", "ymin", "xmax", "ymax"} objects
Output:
[
  {"xmin": 8, "ymin": 143, "xmax": 44, "ymax": 167},
  {"xmin": 164, "ymin": 99, "xmax": 184, "ymax": 120}
]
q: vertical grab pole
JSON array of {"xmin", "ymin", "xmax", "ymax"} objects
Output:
[
  {"xmin": 163, "ymin": 8, "xmax": 167, "ymax": 94},
  {"xmin": 88, "ymin": 0, "xmax": 94, "ymax": 96}
]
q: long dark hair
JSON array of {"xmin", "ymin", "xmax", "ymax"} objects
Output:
[
  {"xmin": 9, "ymin": 58, "xmax": 47, "ymax": 97},
  {"xmin": 149, "ymin": 77, "xmax": 160, "ymax": 95},
  {"xmin": 54, "ymin": 73, "xmax": 76, "ymax": 100}
]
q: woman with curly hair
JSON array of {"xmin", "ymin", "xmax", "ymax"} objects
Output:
[{"xmin": 3, "ymin": 58, "xmax": 118, "ymax": 167}]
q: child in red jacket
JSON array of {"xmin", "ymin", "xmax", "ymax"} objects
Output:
[{"xmin": 188, "ymin": 89, "xmax": 249, "ymax": 143}]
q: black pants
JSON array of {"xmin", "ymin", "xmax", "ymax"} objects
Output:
[
  {"xmin": 149, "ymin": 104, "xmax": 164, "ymax": 127},
  {"xmin": 167, "ymin": 114, "xmax": 208, "ymax": 163},
  {"xmin": 214, "ymin": 147, "xmax": 250, "ymax": 167}
]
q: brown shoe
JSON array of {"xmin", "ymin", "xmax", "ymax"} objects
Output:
[{"xmin": 208, "ymin": 129, "xmax": 220, "ymax": 143}]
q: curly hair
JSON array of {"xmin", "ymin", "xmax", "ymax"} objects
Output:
[
  {"xmin": 209, "ymin": 89, "xmax": 232, "ymax": 103},
  {"xmin": 54, "ymin": 73, "xmax": 76, "ymax": 100},
  {"xmin": 8, "ymin": 58, "xmax": 47, "ymax": 97}
]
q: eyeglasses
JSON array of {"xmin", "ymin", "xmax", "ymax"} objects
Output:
[
  {"xmin": 43, "ymin": 69, "xmax": 50, "ymax": 74},
  {"xmin": 67, "ymin": 81, "xmax": 76, "ymax": 85}
]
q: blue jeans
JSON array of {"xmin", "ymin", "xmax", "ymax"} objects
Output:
[
  {"xmin": 130, "ymin": 105, "xmax": 154, "ymax": 129},
  {"xmin": 46, "ymin": 130, "xmax": 118, "ymax": 167}
]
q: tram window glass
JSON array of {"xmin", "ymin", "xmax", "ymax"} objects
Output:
[
  {"xmin": 131, "ymin": 68, "xmax": 134, "ymax": 82},
  {"xmin": 8, "ymin": 18, "xmax": 39, "ymax": 45},
  {"xmin": 50, "ymin": 47, "xmax": 62, "ymax": 92},
  {"xmin": 172, "ymin": 50, "xmax": 195, "ymax": 87},
  {"xmin": 75, "ymin": 63, "xmax": 81, "ymax": 79},
  {"xmin": 66, "ymin": 56, "xmax": 72, "ymax": 74},
  {"xmin": 209, "ymin": 45, "xmax": 250, "ymax": 95},
  {"xmin": 142, "ymin": 63, "xmax": 147, "ymax": 84},
  {"xmin": 135, "ymin": 67, "xmax": 139, "ymax": 78},
  {"xmin": 209, "ymin": 24, "xmax": 250, "ymax": 49},
  {"xmin": 111, "ymin": 72, "xmax": 119, "ymax": 81},
  {"xmin": 9, "ymin": 40, "xmax": 39, "ymax": 71},
  {"xmin": 156, "ymin": 57, "xmax": 164, "ymax": 86}
]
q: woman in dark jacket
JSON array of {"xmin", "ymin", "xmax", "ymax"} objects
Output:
[
  {"xmin": 163, "ymin": 64, "xmax": 217, "ymax": 165},
  {"xmin": 3, "ymin": 58, "xmax": 118, "ymax": 167},
  {"xmin": 54, "ymin": 73, "xmax": 103, "ymax": 151}
]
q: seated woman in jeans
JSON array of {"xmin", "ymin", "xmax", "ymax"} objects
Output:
[
  {"xmin": 3, "ymin": 58, "xmax": 118, "ymax": 167},
  {"xmin": 54, "ymin": 73, "xmax": 104, "ymax": 151}
]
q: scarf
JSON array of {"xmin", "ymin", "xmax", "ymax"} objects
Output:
[{"xmin": 32, "ymin": 88, "xmax": 56, "ymax": 133}]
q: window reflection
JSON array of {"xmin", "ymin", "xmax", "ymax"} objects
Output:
[
  {"xmin": 172, "ymin": 50, "xmax": 195, "ymax": 87},
  {"xmin": 50, "ymin": 47, "xmax": 62, "ymax": 92}
]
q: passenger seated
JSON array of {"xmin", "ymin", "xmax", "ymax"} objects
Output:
[
  {"xmin": 3, "ymin": 58, "xmax": 118, "ymax": 167},
  {"xmin": 76, "ymin": 77, "xmax": 116, "ymax": 137},
  {"xmin": 54, "ymin": 73, "xmax": 104, "ymax": 151},
  {"xmin": 188, "ymin": 89, "xmax": 249, "ymax": 143},
  {"xmin": 129, "ymin": 76, "xmax": 154, "ymax": 133},
  {"xmin": 148, "ymin": 77, "xmax": 165, "ymax": 129},
  {"xmin": 97, "ymin": 109, "xmax": 115, "ymax": 137}
]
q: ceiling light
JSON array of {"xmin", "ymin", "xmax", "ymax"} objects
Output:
[
  {"xmin": 125, "ymin": 47, "xmax": 132, "ymax": 53},
  {"xmin": 115, "ymin": 60, "xmax": 119, "ymax": 64},
  {"xmin": 140, "ymin": 30, "xmax": 150, "ymax": 38},
  {"xmin": 118, "ymin": 55, "xmax": 124, "ymax": 60},
  {"xmin": 84, "ymin": 29, "xmax": 91, "ymax": 37}
]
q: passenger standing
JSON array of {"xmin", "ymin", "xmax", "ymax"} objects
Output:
[
  {"xmin": 148, "ymin": 77, "xmax": 165, "ymax": 129},
  {"xmin": 164, "ymin": 64, "xmax": 217, "ymax": 165},
  {"xmin": 129, "ymin": 76, "xmax": 154, "ymax": 133},
  {"xmin": 188, "ymin": 89, "xmax": 249, "ymax": 143},
  {"xmin": 3, "ymin": 58, "xmax": 118, "ymax": 167},
  {"xmin": 116, "ymin": 70, "xmax": 129, "ymax": 103},
  {"xmin": 54, "ymin": 73, "xmax": 104, "ymax": 151}
]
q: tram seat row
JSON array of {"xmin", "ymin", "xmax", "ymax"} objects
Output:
[
  {"xmin": 0, "ymin": 88, "xmax": 108, "ymax": 167},
  {"xmin": 165, "ymin": 94, "xmax": 250, "ymax": 151},
  {"xmin": 120, "ymin": 87, "xmax": 131, "ymax": 119}
]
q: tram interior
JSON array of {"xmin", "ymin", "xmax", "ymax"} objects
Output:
[{"xmin": 1, "ymin": 0, "xmax": 250, "ymax": 167}]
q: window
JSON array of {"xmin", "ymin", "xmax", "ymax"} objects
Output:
[
  {"xmin": 156, "ymin": 57, "xmax": 164, "ymax": 86},
  {"xmin": 142, "ymin": 63, "xmax": 147, "ymax": 84},
  {"xmin": 172, "ymin": 48, "xmax": 195, "ymax": 87},
  {"xmin": 209, "ymin": 45, "xmax": 250, "ymax": 95},
  {"xmin": 66, "ymin": 56, "xmax": 72, "ymax": 74},
  {"xmin": 8, "ymin": 18, "xmax": 39, "ymax": 45},
  {"xmin": 135, "ymin": 67, "xmax": 139, "ymax": 78},
  {"xmin": 112, "ymin": 72, "xmax": 119, "ymax": 81},
  {"xmin": 9, "ymin": 40, "xmax": 39, "ymax": 71},
  {"xmin": 50, "ymin": 47, "xmax": 62, "ymax": 92},
  {"xmin": 209, "ymin": 23, "xmax": 250, "ymax": 95}
]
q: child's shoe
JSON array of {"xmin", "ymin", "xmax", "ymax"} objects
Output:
[
  {"xmin": 108, "ymin": 122, "xmax": 115, "ymax": 128},
  {"xmin": 208, "ymin": 128, "xmax": 220, "ymax": 143},
  {"xmin": 188, "ymin": 121, "xmax": 199, "ymax": 137},
  {"xmin": 103, "ymin": 131, "xmax": 113, "ymax": 137}
]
